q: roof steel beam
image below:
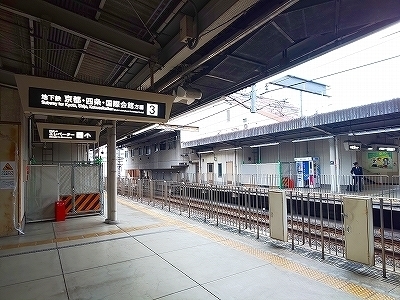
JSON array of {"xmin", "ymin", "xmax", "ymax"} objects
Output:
[
  {"xmin": 0, "ymin": 0, "xmax": 158, "ymax": 61},
  {"xmin": 155, "ymin": 0, "xmax": 300, "ymax": 93},
  {"xmin": 128, "ymin": 0, "xmax": 262, "ymax": 89}
]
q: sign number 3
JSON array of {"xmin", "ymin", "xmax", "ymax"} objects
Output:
[{"xmin": 146, "ymin": 103, "xmax": 158, "ymax": 116}]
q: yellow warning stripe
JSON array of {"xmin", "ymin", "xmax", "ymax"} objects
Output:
[{"xmin": 0, "ymin": 222, "xmax": 167, "ymax": 250}]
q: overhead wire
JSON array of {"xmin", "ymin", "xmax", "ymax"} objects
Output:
[
  {"xmin": 173, "ymin": 49, "xmax": 400, "ymax": 128},
  {"xmin": 312, "ymin": 29, "xmax": 400, "ymax": 69},
  {"xmin": 170, "ymin": 26, "xmax": 400, "ymax": 128},
  {"xmin": 260, "ymin": 53, "xmax": 400, "ymax": 96}
]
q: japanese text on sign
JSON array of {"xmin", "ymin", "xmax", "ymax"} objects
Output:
[
  {"xmin": 29, "ymin": 87, "xmax": 165, "ymax": 119},
  {"xmin": 44, "ymin": 129, "xmax": 96, "ymax": 141}
]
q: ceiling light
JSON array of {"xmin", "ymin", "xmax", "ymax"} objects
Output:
[
  {"xmin": 197, "ymin": 150, "xmax": 214, "ymax": 154},
  {"xmin": 249, "ymin": 142, "xmax": 279, "ymax": 148},
  {"xmin": 378, "ymin": 147, "xmax": 396, "ymax": 152},
  {"xmin": 349, "ymin": 127, "xmax": 400, "ymax": 136},
  {"xmin": 292, "ymin": 136, "xmax": 333, "ymax": 143},
  {"xmin": 219, "ymin": 147, "xmax": 242, "ymax": 151}
]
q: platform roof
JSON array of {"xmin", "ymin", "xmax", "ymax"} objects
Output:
[
  {"xmin": 182, "ymin": 98, "xmax": 400, "ymax": 151},
  {"xmin": 1, "ymin": 0, "xmax": 400, "ymax": 146}
]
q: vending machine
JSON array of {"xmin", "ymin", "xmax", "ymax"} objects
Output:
[{"xmin": 294, "ymin": 157, "xmax": 320, "ymax": 188}]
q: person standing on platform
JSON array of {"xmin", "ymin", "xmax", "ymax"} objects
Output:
[{"xmin": 351, "ymin": 161, "xmax": 363, "ymax": 192}]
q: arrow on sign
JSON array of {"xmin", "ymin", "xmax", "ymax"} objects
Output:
[{"xmin": 84, "ymin": 133, "xmax": 92, "ymax": 138}]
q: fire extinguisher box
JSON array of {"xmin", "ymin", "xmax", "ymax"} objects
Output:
[{"xmin": 55, "ymin": 200, "xmax": 66, "ymax": 222}]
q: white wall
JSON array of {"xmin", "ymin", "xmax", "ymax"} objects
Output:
[
  {"xmin": 199, "ymin": 136, "xmax": 400, "ymax": 181},
  {"xmin": 172, "ymin": 98, "xmax": 285, "ymax": 143},
  {"xmin": 122, "ymin": 132, "xmax": 198, "ymax": 179},
  {"xmin": 33, "ymin": 143, "xmax": 89, "ymax": 163}
]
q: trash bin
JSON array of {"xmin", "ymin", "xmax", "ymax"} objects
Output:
[{"xmin": 55, "ymin": 200, "xmax": 66, "ymax": 222}]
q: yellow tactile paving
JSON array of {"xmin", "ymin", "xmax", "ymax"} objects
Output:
[
  {"xmin": 34, "ymin": 239, "xmax": 55, "ymax": 246},
  {"xmin": 368, "ymin": 294, "xmax": 397, "ymax": 300},
  {"xmin": 63, "ymin": 235, "xmax": 84, "ymax": 241},
  {"xmin": 0, "ymin": 217, "xmax": 166, "ymax": 251},
  {"xmin": 118, "ymin": 198, "xmax": 396, "ymax": 300},
  {"xmin": 341, "ymin": 282, "xmax": 377, "ymax": 299},
  {"xmin": 317, "ymin": 274, "xmax": 349, "ymax": 290},
  {"xmin": 121, "ymin": 223, "xmax": 167, "ymax": 232},
  {"xmin": 55, "ymin": 237, "xmax": 72, "ymax": 242},
  {"xmin": 82, "ymin": 233, "xmax": 99, "ymax": 238}
]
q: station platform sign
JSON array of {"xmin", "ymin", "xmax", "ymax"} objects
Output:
[{"xmin": 15, "ymin": 75, "xmax": 174, "ymax": 123}]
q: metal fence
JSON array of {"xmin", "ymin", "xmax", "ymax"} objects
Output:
[
  {"xmin": 176, "ymin": 172, "xmax": 399, "ymax": 199},
  {"xmin": 116, "ymin": 178, "xmax": 400, "ymax": 277},
  {"xmin": 26, "ymin": 163, "xmax": 103, "ymax": 222},
  {"xmin": 26, "ymin": 165, "xmax": 59, "ymax": 222},
  {"xmin": 126, "ymin": 172, "xmax": 400, "ymax": 198}
]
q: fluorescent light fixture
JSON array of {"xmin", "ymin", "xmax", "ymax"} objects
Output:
[
  {"xmin": 349, "ymin": 144, "xmax": 361, "ymax": 150},
  {"xmin": 197, "ymin": 150, "xmax": 214, "ymax": 154},
  {"xmin": 349, "ymin": 127, "xmax": 400, "ymax": 136},
  {"xmin": 117, "ymin": 124, "xmax": 158, "ymax": 142},
  {"xmin": 378, "ymin": 147, "xmax": 396, "ymax": 152},
  {"xmin": 158, "ymin": 123, "xmax": 199, "ymax": 132},
  {"xmin": 292, "ymin": 136, "xmax": 333, "ymax": 143},
  {"xmin": 250, "ymin": 142, "xmax": 279, "ymax": 148},
  {"xmin": 219, "ymin": 147, "xmax": 242, "ymax": 151},
  {"xmin": 367, "ymin": 146, "xmax": 373, "ymax": 150}
]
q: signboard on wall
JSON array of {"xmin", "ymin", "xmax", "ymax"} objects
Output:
[
  {"xmin": 15, "ymin": 75, "xmax": 174, "ymax": 123},
  {"xmin": 367, "ymin": 151, "xmax": 394, "ymax": 169},
  {"xmin": 36, "ymin": 123, "xmax": 101, "ymax": 143},
  {"xmin": 0, "ymin": 161, "xmax": 16, "ymax": 189}
]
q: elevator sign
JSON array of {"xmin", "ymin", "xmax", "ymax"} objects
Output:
[
  {"xmin": 29, "ymin": 87, "xmax": 164, "ymax": 119},
  {"xmin": 36, "ymin": 123, "xmax": 101, "ymax": 143},
  {"xmin": 44, "ymin": 129, "xmax": 97, "ymax": 141}
]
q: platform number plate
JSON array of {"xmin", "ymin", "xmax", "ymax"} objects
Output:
[{"xmin": 146, "ymin": 103, "xmax": 159, "ymax": 116}]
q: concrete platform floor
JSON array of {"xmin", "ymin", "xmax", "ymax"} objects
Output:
[{"xmin": 0, "ymin": 197, "xmax": 399, "ymax": 300}]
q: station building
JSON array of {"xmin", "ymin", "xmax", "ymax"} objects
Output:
[{"xmin": 121, "ymin": 98, "xmax": 400, "ymax": 192}]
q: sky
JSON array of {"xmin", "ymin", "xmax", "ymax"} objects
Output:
[
  {"xmin": 255, "ymin": 21, "xmax": 400, "ymax": 116},
  {"xmin": 166, "ymin": 21, "xmax": 400, "ymax": 140}
]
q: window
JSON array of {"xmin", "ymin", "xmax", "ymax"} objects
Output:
[
  {"xmin": 218, "ymin": 163, "xmax": 222, "ymax": 177},
  {"xmin": 160, "ymin": 141, "xmax": 167, "ymax": 150},
  {"xmin": 138, "ymin": 147, "xmax": 143, "ymax": 156},
  {"xmin": 207, "ymin": 163, "xmax": 213, "ymax": 173},
  {"xmin": 130, "ymin": 148, "xmax": 134, "ymax": 157},
  {"xmin": 154, "ymin": 143, "xmax": 159, "ymax": 152},
  {"xmin": 168, "ymin": 140, "xmax": 176, "ymax": 150},
  {"xmin": 145, "ymin": 145, "xmax": 151, "ymax": 155},
  {"xmin": 124, "ymin": 150, "xmax": 128, "ymax": 158}
]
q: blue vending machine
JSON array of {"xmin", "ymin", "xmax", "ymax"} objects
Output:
[{"xmin": 294, "ymin": 157, "xmax": 320, "ymax": 188}]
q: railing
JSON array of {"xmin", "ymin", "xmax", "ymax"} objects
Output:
[
  {"xmin": 116, "ymin": 178, "xmax": 400, "ymax": 277},
  {"xmin": 162, "ymin": 173, "xmax": 398, "ymax": 199}
]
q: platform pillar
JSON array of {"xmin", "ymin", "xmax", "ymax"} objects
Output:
[
  {"xmin": 329, "ymin": 137, "xmax": 337, "ymax": 192},
  {"xmin": 105, "ymin": 120, "xmax": 118, "ymax": 224}
]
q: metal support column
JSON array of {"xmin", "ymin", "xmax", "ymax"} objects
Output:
[
  {"xmin": 329, "ymin": 136, "xmax": 337, "ymax": 192},
  {"xmin": 334, "ymin": 137, "xmax": 340, "ymax": 192},
  {"xmin": 105, "ymin": 121, "xmax": 118, "ymax": 224}
]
